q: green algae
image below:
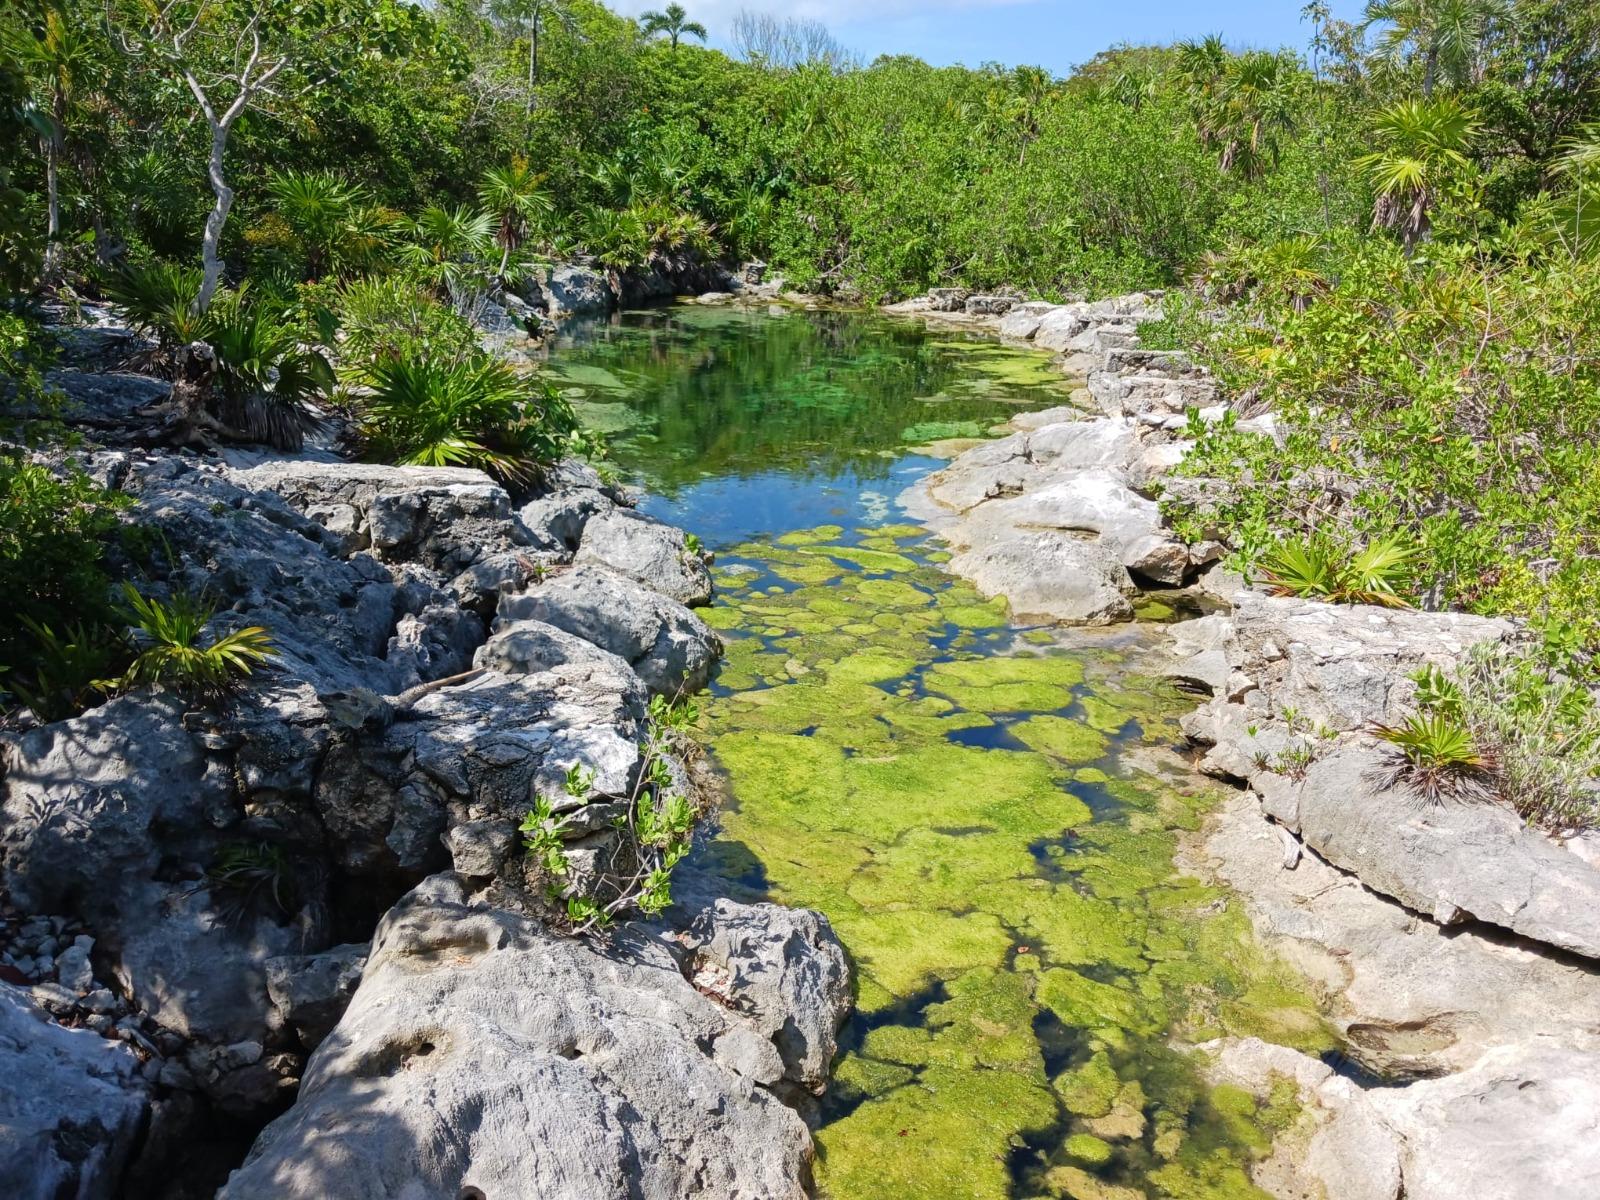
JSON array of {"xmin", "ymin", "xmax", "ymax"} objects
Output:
[{"xmin": 690, "ymin": 524, "xmax": 1332, "ymax": 1200}]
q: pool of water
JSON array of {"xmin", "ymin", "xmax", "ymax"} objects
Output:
[{"xmin": 548, "ymin": 304, "xmax": 1332, "ymax": 1200}]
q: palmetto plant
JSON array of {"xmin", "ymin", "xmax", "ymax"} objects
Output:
[
  {"xmin": 361, "ymin": 355, "xmax": 574, "ymax": 486},
  {"xmin": 400, "ymin": 204, "xmax": 497, "ymax": 290},
  {"xmin": 104, "ymin": 584, "xmax": 278, "ymax": 702},
  {"xmin": 102, "ymin": 262, "xmax": 212, "ymax": 351},
  {"xmin": 1372, "ymin": 711, "xmax": 1493, "ymax": 803},
  {"xmin": 261, "ymin": 169, "xmax": 401, "ymax": 280},
  {"xmin": 640, "ymin": 3, "xmax": 707, "ymax": 51},
  {"xmin": 204, "ymin": 842, "xmax": 297, "ymax": 923},
  {"xmin": 1260, "ymin": 532, "xmax": 1418, "ymax": 607},
  {"xmin": 479, "ymin": 156, "xmax": 552, "ymax": 278},
  {"xmin": 1355, "ymin": 96, "xmax": 1478, "ymax": 253},
  {"xmin": 206, "ymin": 291, "xmax": 334, "ymax": 450}
]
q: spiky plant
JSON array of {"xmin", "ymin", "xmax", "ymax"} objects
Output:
[
  {"xmin": 1260, "ymin": 533, "xmax": 1417, "ymax": 607},
  {"xmin": 1372, "ymin": 711, "xmax": 1493, "ymax": 804},
  {"xmin": 360, "ymin": 355, "xmax": 576, "ymax": 487},
  {"xmin": 1355, "ymin": 97, "xmax": 1479, "ymax": 254},
  {"xmin": 105, "ymin": 584, "xmax": 277, "ymax": 702},
  {"xmin": 206, "ymin": 291, "xmax": 333, "ymax": 450},
  {"xmin": 479, "ymin": 156, "xmax": 552, "ymax": 278}
]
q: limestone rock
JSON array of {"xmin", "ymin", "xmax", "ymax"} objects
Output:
[
  {"xmin": 265, "ymin": 943, "xmax": 368, "ymax": 1051},
  {"xmin": 947, "ymin": 532, "xmax": 1135, "ymax": 625},
  {"xmin": 219, "ymin": 876, "xmax": 825, "ymax": 1200},
  {"xmin": 680, "ymin": 899, "xmax": 852, "ymax": 1092},
  {"xmin": 1271, "ymin": 744, "xmax": 1600, "ymax": 960},
  {"xmin": 0, "ymin": 987, "xmax": 149, "ymax": 1200},
  {"xmin": 498, "ymin": 565, "xmax": 722, "ymax": 696},
  {"xmin": 575, "ymin": 507, "xmax": 714, "ymax": 607},
  {"xmin": 474, "ymin": 619, "xmax": 636, "ymax": 678}
]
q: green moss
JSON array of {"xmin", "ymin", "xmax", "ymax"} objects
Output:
[
  {"xmin": 776, "ymin": 524, "xmax": 846, "ymax": 545},
  {"xmin": 1054, "ymin": 1051, "xmax": 1121, "ymax": 1118},
  {"xmin": 816, "ymin": 1067, "xmax": 1058, "ymax": 1200},
  {"xmin": 1064, "ymin": 1134, "xmax": 1115, "ymax": 1167},
  {"xmin": 1011, "ymin": 715, "xmax": 1113, "ymax": 765},
  {"xmin": 689, "ymin": 519, "xmax": 1327, "ymax": 1200}
]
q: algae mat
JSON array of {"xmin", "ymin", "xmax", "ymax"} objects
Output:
[{"xmin": 696, "ymin": 527, "xmax": 1333, "ymax": 1200}]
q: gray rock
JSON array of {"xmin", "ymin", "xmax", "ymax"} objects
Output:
[
  {"xmin": 0, "ymin": 986, "xmax": 148, "ymax": 1200},
  {"xmin": 498, "ymin": 566, "xmax": 722, "ymax": 696},
  {"xmin": 575, "ymin": 507, "xmax": 713, "ymax": 606},
  {"xmin": 54, "ymin": 937, "xmax": 94, "ymax": 992},
  {"xmin": 927, "ymin": 288, "xmax": 970, "ymax": 312},
  {"xmin": 1268, "ymin": 745, "xmax": 1600, "ymax": 960},
  {"xmin": 681, "ymin": 899, "xmax": 851, "ymax": 1093},
  {"xmin": 532, "ymin": 264, "xmax": 615, "ymax": 319},
  {"xmin": 220, "ymin": 875, "xmax": 826, "ymax": 1200},
  {"xmin": 947, "ymin": 532, "xmax": 1135, "ymax": 625},
  {"xmin": 265, "ymin": 943, "xmax": 368, "ymax": 1050},
  {"xmin": 517, "ymin": 485, "xmax": 615, "ymax": 552},
  {"xmin": 964, "ymin": 293, "xmax": 1017, "ymax": 316},
  {"xmin": 474, "ymin": 619, "xmax": 635, "ymax": 677}
]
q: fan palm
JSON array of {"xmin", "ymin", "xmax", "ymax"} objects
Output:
[
  {"xmin": 641, "ymin": 3, "xmax": 707, "ymax": 51},
  {"xmin": 400, "ymin": 205, "xmax": 497, "ymax": 291},
  {"xmin": 479, "ymin": 156, "xmax": 552, "ymax": 278},
  {"xmin": 1355, "ymin": 96, "xmax": 1478, "ymax": 253},
  {"xmin": 1213, "ymin": 52, "xmax": 1301, "ymax": 180},
  {"xmin": 1360, "ymin": 0, "xmax": 1508, "ymax": 97},
  {"xmin": 262, "ymin": 170, "xmax": 399, "ymax": 281}
]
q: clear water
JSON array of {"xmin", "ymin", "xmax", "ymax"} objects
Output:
[{"xmin": 548, "ymin": 305, "xmax": 1331, "ymax": 1200}]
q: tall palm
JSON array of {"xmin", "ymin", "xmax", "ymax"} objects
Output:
[
  {"xmin": 491, "ymin": 0, "xmax": 578, "ymax": 115},
  {"xmin": 1355, "ymin": 97, "xmax": 1478, "ymax": 253},
  {"xmin": 13, "ymin": 1, "xmax": 101, "ymax": 286},
  {"xmin": 1361, "ymin": 0, "xmax": 1508, "ymax": 98},
  {"xmin": 401, "ymin": 205, "xmax": 497, "ymax": 292},
  {"xmin": 479, "ymin": 156, "xmax": 552, "ymax": 277},
  {"xmin": 1174, "ymin": 34, "xmax": 1231, "ymax": 147},
  {"xmin": 1214, "ymin": 52, "xmax": 1301, "ymax": 180},
  {"xmin": 640, "ymin": 3, "xmax": 707, "ymax": 51}
]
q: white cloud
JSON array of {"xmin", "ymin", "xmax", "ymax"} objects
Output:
[{"xmin": 606, "ymin": 0, "xmax": 1041, "ymax": 40}]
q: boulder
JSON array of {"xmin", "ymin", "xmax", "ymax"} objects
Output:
[
  {"xmin": 534, "ymin": 264, "xmax": 615, "ymax": 319},
  {"xmin": 948, "ymin": 532, "xmax": 1134, "ymax": 625},
  {"xmin": 219, "ymin": 875, "xmax": 843, "ymax": 1200},
  {"xmin": 0, "ymin": 986, "xmax": 149, "ymax": 1200},
  {"xmin": 997, "ymin": 302, "xmax": 1059, "ymax": 341},
  {"xmin": 228, "ymin": 460, "xmax": 525, "ymax": 576},
  {"xmin": 927, "ymin": 288, "xmax": 970, "ymax": 312},
  {"xmin": 474, "ymin": 619, "xmax": 637, "ymax": 678},
  {"xmin": 575, "ymin": 507, "xmax": 713, "ymax": 606},
  {"xmin": 1033, "ymin": 306, "xmax": 1091, "ymax": 352},
  {"xmin": 1268, "ymin": 745, "xmax": 1600, "ymax": 959},
  {"xmin": 680, "ymin": 899, "xmax": 852, "ymax": 1093},
  {"xmin": 964, "ymin": 293, "xmax": 1017, "ymax": 316},
  {"xmin": 498, "ymin": 565, "xmax": 722, "ymax": 696},
  {"xmin": 265, "ymin": 944, "xmax": 368, "ymax": 1051}
]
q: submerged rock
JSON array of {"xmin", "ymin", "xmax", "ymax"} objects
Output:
[{"xmin": 219, "ymin": 875, "xmax": 851, "ymax": 1200}]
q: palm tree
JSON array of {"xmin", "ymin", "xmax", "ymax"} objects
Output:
[
  {"xmin": 401, "ymin": 205, "xmax": 497, "ymax": 292},
  {"xmin": 1174, "ymin": 34, "xmax": 1231, "ymax": 148},
  {"xmin": 479, "ymin": 156, "xmax": 552, "ymax": 278},
  {"xmin": 1361, "ymin": 0, "xmax": 1508, "ymax": 98},
  {"xmin": 14, "ymin": 1, "xmax": 101, "ymax": 286},
  {"xmin": 1214, "ymin": 52, "xmax": 1302, "ymax": 180},
  {"xmin": 1355, "ymin": 97, "xmax": 1479, "ymax": 253},
  {"xmin": 641, "ymin": 3, "xmax": 707, "ymax": 51},
  {"xmin": 491, "ymin": 0, "xmax": 578, "ymax": 114}
]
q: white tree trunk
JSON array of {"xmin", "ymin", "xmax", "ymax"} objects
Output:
[
  {"xmin": 195, "ymin": 120, "xmax": 234, "ymax": 314},
  {"xmin": 41, "ymin": 136, "xmax": 63, "ymax": 285}
]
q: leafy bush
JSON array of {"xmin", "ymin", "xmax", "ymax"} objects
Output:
[
  {"xmin": 332, "ymin": 275, "xmax": 479, "ymax": 381},
  {"xmin": 101, "ymin": 584, "xmax": 278, "ymax": 702},
  {"xmin": 1450, "ymin": 645, "xmax": 1600, "ymax": 830},
  {"xmin": 1259, "ymin": 532, "xmax": 1417, "ymax": 607},
  {"xmin": 5, "ymin": 617, "xmax": 127, "ymax": 724},
  {"xmin": 0, "ymin": 455, "xmax": 127, "ymax": 696},
  {"xmin": 1168, "ymin": 241, "xmax": 1600, "ymax": 658},
  {"xmin": 520, "ymin": 696, "xmax": 703, "ymax": 934},
  {"xmin": 360, "ymin": 355, "xmax": 580, "ymax": 486}
]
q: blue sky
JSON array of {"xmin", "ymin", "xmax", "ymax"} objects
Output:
[{"xmin": 609, "ymin": 1, "xmax": 1371, "ymax": 72}]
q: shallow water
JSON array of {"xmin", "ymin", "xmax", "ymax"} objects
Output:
[{"xmin": 550, "ymin": 305, "xmax": 1331, "ymax": 1200}]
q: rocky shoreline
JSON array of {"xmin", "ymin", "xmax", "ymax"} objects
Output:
[
  {"xmin": 896, "ymin": 286, "xmax": 1600, "ymax": 1200},
  {"xmin": 1, "ymin": 301, "xmax": 851, "ymax": 1198}
]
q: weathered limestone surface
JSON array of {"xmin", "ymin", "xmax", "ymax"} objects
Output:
[
  {"xmin": 219, "ymin": 875, "xmax": 851, "ymax": 1200},
  {"xmin": 0, "ymin": 986, "xmax": 149, "ymax": 1200}
]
